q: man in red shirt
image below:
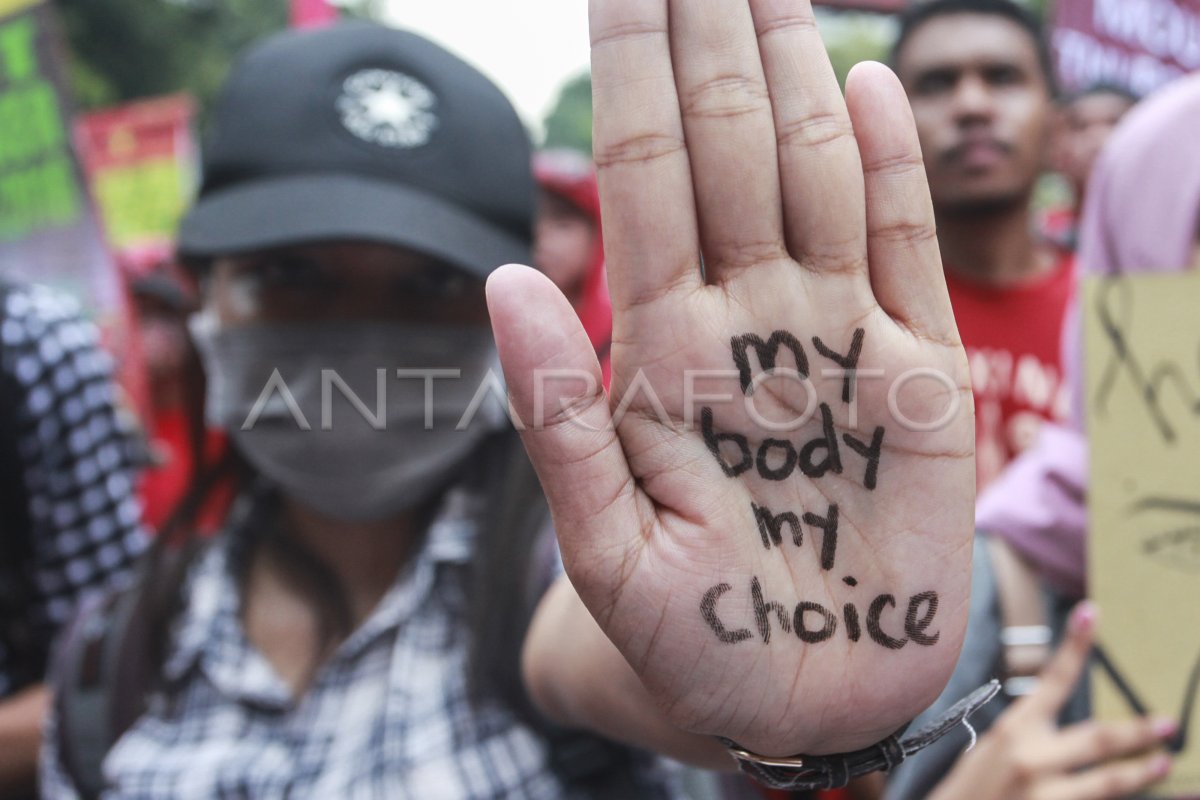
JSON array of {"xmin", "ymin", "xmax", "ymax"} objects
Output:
[
  {"xmin": 893, "ymin": 0, "xmax": 1070, "ymax": 491},
  {"xmin": 533, "ymin": 150, "xmax": 613, "ymax": 388},
  {"xmin": 881, "ymin": 7, "xmax": 1084, "ymax": 799}
]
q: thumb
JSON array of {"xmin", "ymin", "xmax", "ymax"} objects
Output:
[{"xmin": 487, "ymin": 265, "xmax": 641, "ymax": 585}]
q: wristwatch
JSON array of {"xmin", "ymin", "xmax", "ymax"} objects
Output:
[{"xmin": 718, "ymin": 681, "xmax": 1001, "ymax": 791}]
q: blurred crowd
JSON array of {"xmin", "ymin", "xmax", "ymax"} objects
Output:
[{"xmin": 1, "ymin": 0, "xmax": 1197, "ymax": 798}]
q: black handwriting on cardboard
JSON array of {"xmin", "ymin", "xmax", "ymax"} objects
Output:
[
  {"xmin": 1094, "ymin": 277, "xmax": 1200, "ymax": 444},
  {"xmin": 1094, "ymin": 642, "xmax": 1200, "ymax": 755},
  {"xmin": 1132, "ymin": 496, "xmax": 1200, "ymax": 575}
]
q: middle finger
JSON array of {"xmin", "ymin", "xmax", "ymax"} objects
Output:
[
  {"xmin": 669, "ymin": 0, "xmax": 787, "ymax": 283},
  {"xmin": 750, "ymin": 0, "xmax": 868, "ymax": 278}
]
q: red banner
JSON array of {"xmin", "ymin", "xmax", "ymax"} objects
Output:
[
  {"xmin": 75, "ymin": 93, "xmax": 196, "ymax": 253},
  {"xmin": 290, "ymin": 0, "xmax": 338, "ymax": 28},
  {"xmin": 1053, "ymin": 0, "xmax": 1200, "ymax": 96}
]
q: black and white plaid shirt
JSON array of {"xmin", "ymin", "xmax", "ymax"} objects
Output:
[
  {"xmin": 0, "ymin": 282, "xmax": 148, "ymax": 697},
  {"xmin": 41, "ymin": 486, "xmax": 684, "ymax": 799}
]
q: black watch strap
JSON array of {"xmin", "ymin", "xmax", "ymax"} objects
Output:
[{"xmin": 718, "ymin": 680, "xmax": 1001, "ymax": 791}]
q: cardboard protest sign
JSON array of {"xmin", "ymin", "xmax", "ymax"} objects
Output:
[
  {"xmin": 76, "ymin": 93, "xmax": 196, "ymax": 251},
  {"xmin": 1085, "ymin": 272, "xmax": 1200, "ymax": 797}
]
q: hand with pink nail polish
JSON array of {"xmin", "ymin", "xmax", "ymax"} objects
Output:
[{"xmin": 929, "ymin": 603, "xmax": 1174, "ymax": 800}]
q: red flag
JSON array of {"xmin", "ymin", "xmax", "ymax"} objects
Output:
[{"xmin": 290, "ymin": 0, "xmax": 338, "ymax": 28}]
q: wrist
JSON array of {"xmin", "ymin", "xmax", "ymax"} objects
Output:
[{"xmin": 717, "ymin": 682, "xmax": 1000, "ymax": 792}]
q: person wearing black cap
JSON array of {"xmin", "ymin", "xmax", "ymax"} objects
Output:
[
  {"xmin": 42, "ymin": 20, "xmax": 685, "ymax": 799},
  {"xmin": 42, "ymin": 1, "xmax": 993, "ymax": 797}
]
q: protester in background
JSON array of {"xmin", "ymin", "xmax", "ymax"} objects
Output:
[
  {"xmin": 887, "ymin": 67, "xmax": 1200, "ymax": 800},
  {"xmin": 894, "ymin": 0, "xmax": 1069, "ymax": 490},
  {"xmin": 895, "ymin": 0, "xmax": 1070, "ymax": 707},
  {"xmin": 41, "ymin": 22, "xmax": 687, "ymax": 798},
  {"xmin": 1041, "ymin": 84, "xmax": 1137, "ymax": 253},
  {"xmin": 42, "ymin": 7, "xmax": 985, "ymax": 798},
  {"xmin": 533, "ymin": 149, "xmax": 612, "ymax": 387},
  {"xmin": 979, "ymin": 71, "xmax": 1200, "ymax": 602},
  {"xmin": 0, "ymin": 281, "xmax": 147, "ymax": 797},
  {"xmin": 122, "ymin": 248, "xmax": 229, "ymax": 534},
  {"xmin": 881, "ymin": 2, "xmax": 1077, "ymax": 795},
  {"xmin": 928, "ymin": 603, "xmax": 1172, "ymax": 800}
]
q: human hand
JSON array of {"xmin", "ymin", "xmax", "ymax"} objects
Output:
[
  {"xmin": 929, "ymin": 603, "xmax": 1174, "ymax": 800},
  {"xmin": 488, "ymin": 0, "xmax": 973, "ymax": 756}
]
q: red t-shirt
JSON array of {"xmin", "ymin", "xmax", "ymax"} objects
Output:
[
  {"xmin": 140, "ymin": 407, "xmax": 232, "ymax": 535},
  {"xmin": 945, "ymin": 255, "xmax": 1074, "ymax": 491}
]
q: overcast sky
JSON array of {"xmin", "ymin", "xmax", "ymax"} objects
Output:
[{"xmin": 382, "ymin": 1, "xmax": 591, "ymax": 137}]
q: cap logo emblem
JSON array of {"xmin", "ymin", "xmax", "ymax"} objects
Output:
[{"xmin": 337, "ymin": 69, "xmax": 438, "ymax": 149}]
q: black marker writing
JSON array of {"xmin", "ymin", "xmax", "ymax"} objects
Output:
[
  {"xmin": 731, "ymin": 330, "xmax": 810, "ymax": 395},
  {"xmin": 703, "ymin": 405, "xmax": 874, "ymax": 485},
  {"xmin": 795, "ymin": 602, "xmax": 838, "ymax": 643},
  {"xmin": 800, "ymin": 403, "xmax": 843, "ymax": 479},
  {"xmin": 752, "ymin": 576, "xmax": 792, "ymax": 643},
  {"xmin": 750, "ymin": 502, "xmax": 839, "ymax": 569},
  {"xmin": 905, "ymin": 591, "xmax": 941, "ymax": 646},
  {"xmin": 843, "ymin": 602, "xmax": 862, "ymax": 642},
  {"xmin": 1094, "ymin": 642, "xmax": 1200, "ymax": 754},
  {"xmin": 702, "ymin": 578, "xmax": 940, "ymax": 651},
  {"xmin": 843, "ymin": 427, "xmax": 885, "ymax": 491},
  {"xmin": 1130, "ymin": 496, "xmax": 1200, "ymax": 574},
  {"xmin": 701, "ymin": 583, "xmax": 753, "ymax": 644},
  {"xmin": 803, "ymin": 503, "xmax": 839, "ymax": 571},
  {"xmin": 1094, "ymin": 276, "xmax": 1200, "ymax": 444},
  {"xmin": 702, "ymin": 407, "xmax": 752, "ymax": 478},
  {"xmin": 757, "ymin": 439, "xmax": 799, "ymax": 481},
  {"xmin": 813, "ymin": 328, "xmax": 865, "ymax": 403},
  {"xmin": 753, "ymin": 503, "xmax": 802, "ymax": 549},
  {"xmin": 867, "ymin": 594, "xmax": 908, "ymax": 650}
]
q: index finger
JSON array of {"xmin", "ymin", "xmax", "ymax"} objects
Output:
[
  {"xmin": 1025, "ymin": 602, "xmax": 1098, "ymax": 717},
  {"xmin": 1037, "ymin": 753, "xmax": 1171, "ymax": 800},
  {"xmin": 590, "ymin": 0, "xmax": 702, "ymax": 312},
  {"xmin": 1048, "ymin": 717, "xmax": 1174, "ymax": 773}
]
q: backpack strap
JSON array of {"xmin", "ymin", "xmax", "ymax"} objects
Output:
[
  {"xmin": 0, "ymin": 280, "xmax": 38, "ymax": 687},
  {"xmin": 54, "ymin": 574, "xmax": 158, "ymax": 800},
  {"xmin": 466, "ymin": 434, "xmax": 665, "ymax": 798},
  {"xmin": 543, "ymin": 726, "xmax": 673, "ymax": 800},
  {"xmin": 0, "ymin": 280, "xmax": 31, "ymax": 548}
]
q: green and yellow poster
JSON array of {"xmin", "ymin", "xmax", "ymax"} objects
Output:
[
  {"xmin": 76, "ymin": 93, "xmax": 196, "ymax": 251},
  {"xmin": 0, "ymin": 0, "xmax": 124, "ymax": 328}
]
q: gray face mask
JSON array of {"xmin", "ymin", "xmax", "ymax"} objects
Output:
[{"xmin": 189, "ymin": 314, "xmax": 505, "ymax": 521}]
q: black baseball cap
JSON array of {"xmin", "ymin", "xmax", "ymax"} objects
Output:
[{"xmin": 177, "ymin": 21, "xmax": 534, "ymax": 278}]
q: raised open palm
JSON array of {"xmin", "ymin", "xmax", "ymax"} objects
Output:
[{"xmin": 488, "ymin": 0, "xmax": 974, "ymax": 756}]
